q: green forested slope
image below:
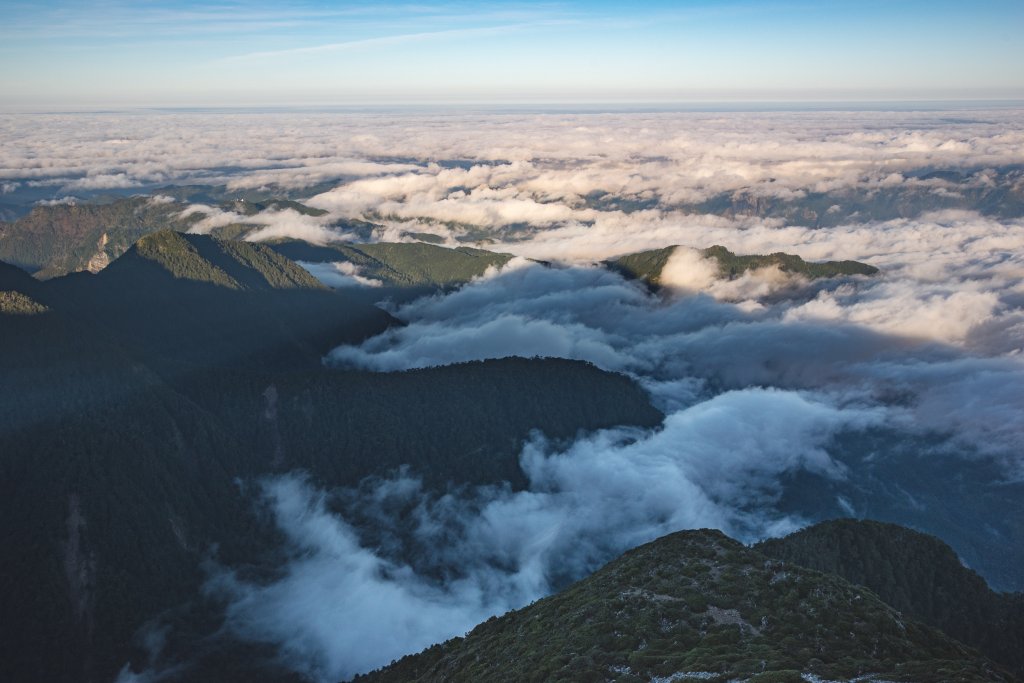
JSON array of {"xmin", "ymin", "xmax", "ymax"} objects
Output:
[
  {"xmin": 268, "ymin": 239, "xmax": 514, "ymax": 287},
  {"xmin": 358, "ymin": 529, "xmax": 1010, "ymax": 683},
  {"xmin": 610, "ymin": 244, "xmax": 878, "ymax": 288},
  {"xmin": 757, "ymin": 520, "xmax": 1024, "ymax": 677},
  {"xmin": 0, "ymin": 196, "xmax": 332, "ymax": 278},
  {"xmin": 127, "ymin": 230, "xmax": 324, "ymax": 290},
  {"xmin": 0, "ymin": 198, "xmax": 196, "ymax": 277}
]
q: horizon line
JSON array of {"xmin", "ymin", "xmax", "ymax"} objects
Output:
[{"xmin": 4, "ymin": 97, "xmax": 1024, "ymax": 116}]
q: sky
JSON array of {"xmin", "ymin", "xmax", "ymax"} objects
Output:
[{"xmin": 1, "ymin": 0, "xmax": 1023, "ymax": 108}]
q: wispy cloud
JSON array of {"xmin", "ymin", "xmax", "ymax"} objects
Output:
[
  {"xmin": 222, "ymin": 21, "xmax": 564, "ymax": 62},
  {"xmin": 1, "ymin": 2, "xmax": 572, "ymax": 42}
]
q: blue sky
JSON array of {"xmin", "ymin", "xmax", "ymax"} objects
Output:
[{"xmin": 1, "ymin": 0, "xmax": 1022, "ymax": 107}]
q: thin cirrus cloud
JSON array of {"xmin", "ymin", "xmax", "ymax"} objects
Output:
[{"xmin": 223, "ymin": 21, "xmax": 570, "ymax": 62}]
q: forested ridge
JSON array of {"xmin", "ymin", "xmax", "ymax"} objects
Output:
[
  {"xmin": 609, "ymin": 244, "xmax": 878, "ymax": 288},
  {"xmin": 757, "ymin": 520, "xmax": 1024, "ymax": 677},
  {"xmin": 357, "ymin": 528, "xmax": 1015, "ymax": 683}
]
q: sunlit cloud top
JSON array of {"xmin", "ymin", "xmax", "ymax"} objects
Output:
[{"xmin": 1, "ymin": 0, "xmax": 1022, "ymax": 108}]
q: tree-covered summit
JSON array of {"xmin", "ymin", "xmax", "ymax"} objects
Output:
[
  {"xmin": 610, "ymin": 244, "xmax": 878, "ymax": 288},
  {"xmin": 127, "ymin": 230, "xmax": 324, "ymax": 290},
  {"xmin": 357, "ymin": 527, "xmax": 1011, "ymax": 683},
  {"xmin": 757, "ymin": 519, "xmax": 1024, "ymax": 677}
]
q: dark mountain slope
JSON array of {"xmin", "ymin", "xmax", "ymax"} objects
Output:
[
  {"xmin": 1, "ymin": 234, "xmax": 665, "ymax": 683},
  {"xmin": 769, "ymin": 428, "xmax": 1024, "ymax": 594},
  {"xmin": 184, "ymin": 357, "xmax": 664, "ymax": 490},
  {"xmin": 41, "ymin": 232, "xmax": 395, "ymax": 374},
  {"xmin": 357, "ymin": 529, "xmax": 1010, "ymax": 683},
  {"xmin": 0, "ymin": 260, "xmax": 47, "ymax": 313},
  {"xmin": 2, "ymin": 329, "xmax": 659, "ymax": 683},
  {"xmin": 0, "ymin": 303, "xmax": 257, "ymax": 683},
  {"xmin": 0, "ymin": 259, "xmax": 42, "ymax": 294},
  {"xmin": 757, "ymin": 519, "xmax": 1024, "ymax": 677}
]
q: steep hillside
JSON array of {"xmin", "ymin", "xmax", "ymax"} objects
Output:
[
  {"xmin": 41, "ymin": 233, "xmax": 388, "ymax": 374},
  {"xmin": 757, "ymin": 520, "xmax": 1024, "ymax": 676},
  {"xmin": 0, "ymin": 300, "xmax": 257, "ymax": 683},
  {"xmin": 0, "ymin": 260, "xmax": 47, "ymax": 313},
  {"xmin": 0, "ymin": 195, "xmax": 334, "ymax": 278},
  {"xmin": 268, "ymin": 239, "xmax": 514, "ymax": 287},
  {"xmin": 1, "ymin": 342, "xmax": 662, "ymax": 683},
  {"xmin": 0, "ymin": 236, "xmax": 665, "ymax": 683},
  {"xmin": 357, "ymin": 529, "xmax": 1010, "ymax": 683},
  {"xmin": 0, "ymin": 197, "xmax": 196, "ymax": 277},
  {"xmin": 125, "ymin": 230, "xmax": 324, "ymax": 290}
]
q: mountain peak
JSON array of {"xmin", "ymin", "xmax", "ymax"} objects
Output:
[
  {"xmin": 357, "ymin": 526, "xmax": 1008, "ymax": 683},
  {"xmin": 610, "ymin": 244, "xmax": 879, "ymax": 289},
  {"xmin": 757, "ymin": 518, "xmax": 1024, "ymax": 676},
  {"xmin": 124, "ymin": 230, "xmax": 324, "ymax": 291}
]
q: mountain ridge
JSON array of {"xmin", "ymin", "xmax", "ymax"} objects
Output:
[
  {"xmin": 757, "ymin": 519, "xmax": 1024, "ymax": 677},
  {"xmin": 356, "ymin": 526, "xmax": 1014, "ymax": 683},
  {"xmin": 609, "ymin": 244, "xmax": 879, "ymax": 289},
  {"xmin": 0, "ymin": 235, "xmax": 665, "ymax": 682}
]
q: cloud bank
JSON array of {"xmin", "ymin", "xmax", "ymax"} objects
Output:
[
  {"xmin": 3, "ymin": 109, "xmax": 1024, "ymax": 257},
  {"xmin": 227, "ymin": 242, "xmax": 1021, "ymax": 680},
  {"xmin": 212, "ymin": 387, "xmax": 884, "ymax": 681}
]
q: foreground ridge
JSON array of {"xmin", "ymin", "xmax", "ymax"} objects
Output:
[{"xmin": 357, "ymin": 528, "xmax": 1012, "ymax": 683}]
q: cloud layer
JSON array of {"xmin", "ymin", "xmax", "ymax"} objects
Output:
[
  {"xmin": 3, "ymin": 109, "xmax": 1024, "ymax": 258},
  {"xmin": 213, "ymin": 386, "xmax": 884, "ymax": 681},
  {"xmin": 243, "ymin": 244, "xmax": 1021, "ymax": 680}
]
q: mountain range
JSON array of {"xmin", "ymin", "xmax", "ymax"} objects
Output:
[
  {"xmin": 0, "ymin": 196, "xmax": 879, "ymax": 282},
  {"xmin": 2, "ymin": 218, "xmax": 1020, "ymax": 682},
  {"xmin": 0, "ymin": 232, "xmax": 661, "ymax": 682}
]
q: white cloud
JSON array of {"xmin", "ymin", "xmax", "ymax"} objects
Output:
[
  {"xmin": 298, "ymin": 261, "xmax": 382, "ymax": 288},
  {"xmin": 327, "ymin": 259, "xmax": 1024, "ymax": 458},
  {"xmin": 659, "ymin": 246, "xmax": 719, "ymax": 293},
  {"xmin": 212, "ymin": 388, "xmax": 882, "ymax": 682},
  {"xmin": 3, "ymin": 109, "xmax": 1022, "ymax": 222}
]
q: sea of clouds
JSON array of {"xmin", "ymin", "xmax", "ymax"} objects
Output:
[
  {"xmin": 19, "ymin": 108, "xmax": 1021, "ymax": 682},
  {"xmin": 223, "ymin": 242, "xmax": 1022, "ymax": 680},
  {"xmin": 3, "ymin": 107, "xmax": 1024, "ymax": 255}
]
